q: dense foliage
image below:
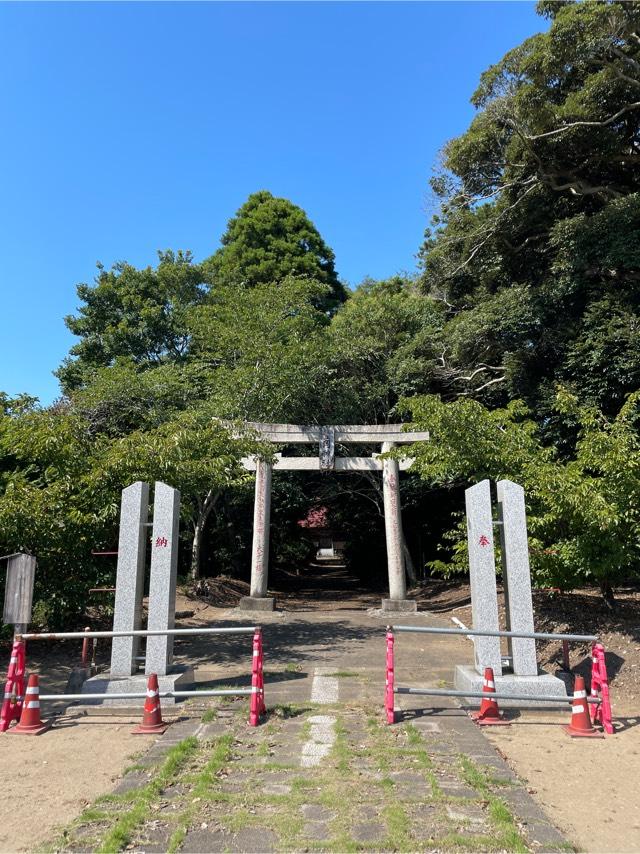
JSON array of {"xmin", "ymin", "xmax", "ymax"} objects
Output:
[
  {"xmin": 419, "ymin": 1, "xmax": 640, "ymax": 433},
  {"xmin": 2, "ymin": 1, "xmax": 639, "ymax": 624}
]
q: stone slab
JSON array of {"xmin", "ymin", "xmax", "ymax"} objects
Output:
[
  {"xmin": 145, "ymin": 482, "xmax": 181, "ymax": 676},
  {"xmin": 381, "ymin": 598, "xmax": 417, "ymax": 613},
  {"xmin": 497, "ymin": 480, "xmax": 537, "ymax": 676},
  {"xmin": 111, "ymin": 481, "xmax": 149, "ymax": 677},
  {"xmin": 79, "ymin": 665, "xmax": 194, "ymax": 706},
  {"xmin": 465, "ymin": 480, "xmax": 502, "ymax": 675},
  {"xmin": 454, "ymin": 665, "xmax": 568, "ymax": 708},
  {"xmin": 239, "ymin": 596, "xmax": 276, "ymax": 611}
]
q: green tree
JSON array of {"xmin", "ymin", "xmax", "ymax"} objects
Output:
[
  {"xmin": 205, "ymin": 191, "xmax": 347, "ymax": 312},
  {"xmin": 419, "ymin": 1, "xmax": 640, "ymax": 424},
  {"xmin": 57, "ymin": 250, "xmax": 207, "ymax": 393},
  {"xmin": 0, "ymin": 399, "xmax": 265, "ymax": 619},
  {"xmin": 328, "ymin": 276, "xmax": 445, "ymax": 422},
  {"xmin": 402, "ymin": 390, "xmax": 640, "ymax": 605},
  {"xmin": 189, "ymin": 275, "xmax": 337, "ymax": 423}
]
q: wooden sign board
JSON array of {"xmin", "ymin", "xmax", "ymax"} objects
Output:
[{"xmin": 2, "ymin": 553, "xmax": 36, "ymax": 625}]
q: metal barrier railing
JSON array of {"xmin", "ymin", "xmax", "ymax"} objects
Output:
[
  {"xmin": 38, "ymin": 689, "xmax": 254, "ymax": 701},
  {"xmin": 18, "ymin": 626, "xmax": 259, "ymax": 640},
  {"xmin": 385, "ymin": 624, "xmax": 614, "ymax": 734},
  {"xmin": 1, "ymin": 625, "xmax": 266, "ymax": 731},
  {"xmin": 390, "ymin": 625, "xmax": 598, "ymax": 642}
]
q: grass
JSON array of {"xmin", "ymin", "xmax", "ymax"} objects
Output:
[
  {"xmin": 458, "ymin": 756, "xmax": 528, "ymax": 853},
  {"xmin": 383, "ymin": 802, "xmax": 412, "ymax": 850},
  {"xmin": 325, "ymin": 670, "xmax": 359, "ymax": 678},
  {"xmin": 95, "ymin": 736, "xmax": 200, "ymax": 853},
  {"xmin": 166, "ymin": 735, "xmax": 234, "ymax": 853}
]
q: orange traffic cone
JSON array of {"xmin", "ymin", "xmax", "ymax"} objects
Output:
[
  {"xmin": 9, "ymin": 673, "xmax": 51, "ymax": 735},
  {"xmin": 563, "ymin": 674, "xmax": 603, "ymax": 738},
  {"xmin": 132, "ymin": 674, "xmax": 168, "ymax": 735},
  {"xmin": 471, "ymin": 667, "xmax": 510, "ymax": 726}
]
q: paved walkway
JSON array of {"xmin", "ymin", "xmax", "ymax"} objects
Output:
[{"xmin": 53, "ymin": 599, "xmax": 569, "ymax": 852}]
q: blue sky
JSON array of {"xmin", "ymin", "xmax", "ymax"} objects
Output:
[{"xmin": 0, "ymin": 1, "xmax": 546, "ymax": 404}]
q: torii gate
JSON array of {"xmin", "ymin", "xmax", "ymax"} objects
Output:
[{"xmin": 240, "ymin": 423, "xmax": 429, "ymax": 613}]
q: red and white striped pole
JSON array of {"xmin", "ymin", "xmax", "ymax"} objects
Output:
[
  {"xmin": 0, "ymin": 639, "xmax": 25, "ymax": 733},
  {"xmin": 593, "ymin": 643, "xmax": 614, "ymax": 735},
  {"xmin": 249, "ymin": 628, "xmax": 264, "ymax": 726},
  {"xmin": 385, "ymin": 629, "xmax": 395, "ymax": 724}
]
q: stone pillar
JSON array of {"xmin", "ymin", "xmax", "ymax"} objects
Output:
[
  {"xmin": 145, "ymin": 482, "xmax": 181, "ymax": 676},
  {"xmin": 497, "ymin": 480, "xmax": 537, "ymax": 676},
  {"xmin": 465, "ymin": 480, "xmax": 502, "ymax": 676},
  {"xmin": 382, "ymin": 442, "xmax": 415, "ymax": 611},
  {"xmin": 111, "ymin": 482, "xmax": 149, "ymax": 677},
  {"xmin": 249, "ymin": 460, "xmax": 272, "ymax": 598}
]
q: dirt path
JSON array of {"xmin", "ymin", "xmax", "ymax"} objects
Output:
[
  {"xmin": 0, "ymin": 711, "xmax": 145, "ymax": 852},
  {"xmin": 484, "ymin": 711, "xmax": 640, "ymax": 854}
]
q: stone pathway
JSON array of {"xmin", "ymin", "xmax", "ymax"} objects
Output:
[{"xmin": 50, "ymin": 607, "xmax": 570, "ymax": 852}]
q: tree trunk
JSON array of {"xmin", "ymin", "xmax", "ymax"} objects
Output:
[
  {"xmin": 190, "ymin": 490, "xmax": 220, "ymax": 581},
  {"xmin": 599, "ymin": 578, "xmax": 616, "ymax": 610}
]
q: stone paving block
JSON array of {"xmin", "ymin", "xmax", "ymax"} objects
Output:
[
  {"xmin": 352, "ymin": 821, "xmax": 386, "ymax": 842},
  {"xmin": 389, "ymin": 771, "xmax": 427, "ymax": 785},
  {"xmin": 300, "ymin": 804, "xmax": 336, "ymax": 822},
  {"xmin": 356, "ymin": 805, "xmax": 383, "ymax": 821},
  {"xmin": 232, "ymin": 826, "xmax": 278, "ymax": 852},
  {"xmin": 181, "ymin": 827, "xmax": 234, "ymax": 852},
  {"xmin": 303, "ymin": 821, "xmax": 332, "ymax": 841},
  {"xmin": 446, "ymin": 804, "xmax": 488, "ymax": 825},
  {"xmin": 197, "ymin": 722, "xmax": 229, "ymax": 740},
  {"xmin": 135, "ymin": 827, "xmax": 172, "ymax": 853},
  {"xmin": 262, "ymin": 782, "xmax": 292, "ymax": 795},
  {"xmin": 111, "ymin": 771, "xmax": 149, "ymax": 794},
  {"xmin": 438, "ymin": 783, "xmax": 478, "ymax": 799}
]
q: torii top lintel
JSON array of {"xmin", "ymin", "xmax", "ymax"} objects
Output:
[
  {"xmin": 241, "ymin": 423, "xmax": 429, "ymax": 473},
  {"xmin": 244, "ymin": 422, "xmax": 429, "ymax": 444}
]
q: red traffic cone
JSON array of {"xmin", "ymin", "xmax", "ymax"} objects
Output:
[
  {"xmin": 9, "ymin": 673, "xmax": 51, "ymax": 735},
  {"xmin": 471, "ymin": 667, "xmax": 510, "ymax": 726},
  {"xmin": 563, "ymin": 674, "xmax": 603, "ymax": 738},
  {"xmin": 132, "ymin": 674, "xmax": 168, "ymax": 735}
]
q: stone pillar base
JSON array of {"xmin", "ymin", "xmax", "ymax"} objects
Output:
[
  {"xmin": 239, "ymin": 596, "xmax": 276, "ymax": 612},
  {"xmin": 381, "ymin": 598, "xmax": 418, "ymax": 613},
  {"xmin": 454, "ymin": 665, "xmax": 568, "ymax": 709},
  {"xmin": 79, "ymin": 664, "xmax": 195, "ymax": 706}
]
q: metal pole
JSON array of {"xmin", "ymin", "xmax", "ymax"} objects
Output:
[
  {"xmin": 394, "ymin": 686, "xmax": 599, "ymax": 705},
  {"xmin": 19, "ymin": 627, "xmax": 258, "ymax": 641},
  {"xmin": 38, "ymin": 689, "xmax": 255, "ymax": 701},
  {"xmin": 562, "ymin": 639, "xmax": 571, "ymax": 670},
  {"xmin": 390, "ymin": 625, "xmax": 597, "ymax": 643}
]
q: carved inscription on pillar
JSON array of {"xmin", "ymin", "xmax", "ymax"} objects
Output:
[{"xmin": 319, "ymin": 427, "xmax": 335, "ymax": 472}]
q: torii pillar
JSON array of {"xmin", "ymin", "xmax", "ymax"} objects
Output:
[{"xmin": 238, "ymin": 423, "xmax": 428, "ymax": 613}]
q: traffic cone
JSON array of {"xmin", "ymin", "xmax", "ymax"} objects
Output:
[
  {"xmin": 471, "ymin": 667, "xmax": 510, "ymax": 726},
  {"xmin": 132, "ymin": 674, "xmax": 168, "ymax": 734},
  {"xmin": 563, "ymin": 674, "xmax": 603, "ymax": 738},
  {"xmin": 9, "ymin": 673, "xmax": 51, "ymax": 735}
]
